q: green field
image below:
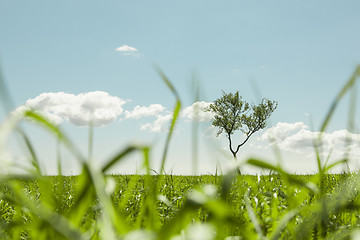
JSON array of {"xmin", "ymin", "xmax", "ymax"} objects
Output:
[{"xmin": 1, "ymin": 173, "xmax": 360, "ymax": 239}]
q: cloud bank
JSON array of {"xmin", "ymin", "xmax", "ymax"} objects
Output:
[
  {"xmin": 258, "ymin": 122, "xmax": 360, "ymax": 159},
  {"xmin": 124, "ymin": 104, "xmax": 166, "ymax": 119},
  {"xmin": 121, "ymin": 101, "xmax": 214, "ymax": 132},
  {"xmin": 16, "ymin": 92, "xmax": 214, "ymax": 132},
  {"xmin": 132, "ymin": 101, "xmax": 213, "ymax": 132},
  {"xmin": 18, "ymin": 91, "xmax": 127, "ymax": 127}
]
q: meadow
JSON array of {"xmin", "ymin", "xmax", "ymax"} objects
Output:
[
  {"xmin": 0, "ymin": 66, "xmax": 360, "ymax": 239},
  {"xmin": 0, "ymin": 173, "xmax": 360, "ymax": 239}
]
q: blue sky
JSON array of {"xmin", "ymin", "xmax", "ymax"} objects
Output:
[{"xmin": 1, "ymin": 1, "xmax": 360, "ymax": 175}]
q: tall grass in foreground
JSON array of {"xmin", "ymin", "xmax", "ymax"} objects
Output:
[{"xmin": 0, "ymin": 66, "xmax": 359, "ymax": 239}]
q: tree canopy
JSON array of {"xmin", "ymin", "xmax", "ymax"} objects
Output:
[{"xmin": 206, "ymin": 91, "xmax": 278, "ymax": 159}]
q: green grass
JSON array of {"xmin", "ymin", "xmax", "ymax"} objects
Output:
[
  {"xmin": 0, "ymin": 65, "xmax": 359, "ymax": 239},
  {"xmin": 0, "ymin": 174, "xmax": 359, "ymax": 239}
]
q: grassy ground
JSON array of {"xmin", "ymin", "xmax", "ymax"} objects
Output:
[{"xmin": 0, "ymin": 173, "xmax": 360, "ymax": 239}]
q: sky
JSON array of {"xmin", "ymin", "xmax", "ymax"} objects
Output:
[{"xmin": 1, "ymin": 0, "xmax": 360, "ymax": 175}]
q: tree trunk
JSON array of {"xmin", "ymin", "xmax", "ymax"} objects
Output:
[{"xmin": 228, "ymin": 135, "xmax": 241, "ymax": 175}]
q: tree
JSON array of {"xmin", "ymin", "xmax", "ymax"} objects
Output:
[{"xmin": 206, "ymin": 91, "xmax": 278, "ymax": 159}]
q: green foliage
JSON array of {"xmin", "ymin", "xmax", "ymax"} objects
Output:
[
  {"xmin": 206, "ymin": 91, "xmax": 278, "ymax": 158},
  {"xmin": 1, "ymin": 174, "xmax": 360, "ymax": 239},
  {"xmin": 0, "ymin": 65, "xmax": 359, "ymax": 239},
  {"xmin": 207, "ymin": 91, "xmax": 249, "ymax": 137}
]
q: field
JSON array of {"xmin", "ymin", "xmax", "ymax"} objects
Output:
[
  {"xmin": 0, "ymin": 173, "xmax": 360, "ymax": 239},
  {"xmin": 0, "ymin": 66, "xmax": 359, "ymax": 239}
]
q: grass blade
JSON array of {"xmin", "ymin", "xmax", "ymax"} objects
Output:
[
  {"xmin": 0, "ymin": 63, "xmax": 15, "ymax": 113},
  {"xmin": 102, "ymin": 145, "xmax": 139, "ymax": 173},
  {"xmin": 24, "ymin": 110, "xmax": 85, "ymax": 162},
  {"xmin": 244, "ymin": 190, "xmax": 264, "ymax": 238},
  {"xmin": 17, "ymin": 129, "xmax": 42, "ymax": 175},
  {"xmin": 160, "ymin": 100, "xmax": 181, "ymax": 173},
  {"xmin": 320, "ymin": 65, "xmax": 360, "ymax": 133},
  {"xmin": 86, "ymin": 164, "xmax": 130, "ymax": 235},
  {"xmin": 191, "ymin": 73, "xmax": 200, "ymax": 175},
  {"xmin": 269, "ymin": 209, "xmax": 298, "ymax": 240},
  {"xmin": 155, "ymin": 67, "xmax": 182, "ymax": 174},
  {"xmin": 323, "ymin": 159, "xmax": 348, "ymax": 173},
  {"xmin": 154, "ymin": 66, "xmax": 180, "ymax": 100}
]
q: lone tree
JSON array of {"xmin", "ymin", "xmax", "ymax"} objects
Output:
[{"xmin": 206, "ymin": 91, "xmax": 278, "ymax": 159}]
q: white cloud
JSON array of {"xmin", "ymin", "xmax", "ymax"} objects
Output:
[
  {"xmin": 13, "ymin": 98, "xmax": 212, "ymax": 133},
  {"xmin": 140, "ymin": 113, "xmax": 173, "ymax": 132},
  {"xmin": 124, "ymin": 104, "xmax": 166, "ymax": 119},
  {"xmin": 115, "ymin": 45, "xmax": 141, "ymax": 57},
  {"xmin": 138, "ymin": 101, "xmax": 214, "ymax": 132},
  {"xmin": 17, "ymin": 91, "xmax": 127, "ymax": 127},
  {"xmin": 258, "ymin": 122, "xmax": 360, "ymax": 159},
  {"xmin": 115, "ymin": 45, "xmax": 138, "ymax": 52},
  {"xmin": 181, "ymin": 101, "xmax": 214, "ymax": 122},
  {"xmin": 259, "ymin": 122, "xmax": 308, "ymax": 143},
  {"xmin": 123, "ymin": 104, "xmax": 171, "ymax": 132},
  {"xmin": 122, "ymin": 101, "xmax": 214, "ymax": 133}
]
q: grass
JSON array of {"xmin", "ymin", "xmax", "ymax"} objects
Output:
[
  {"xmin": 0, "ymin": 174, "xmax": 359, "ymax": 239},
  {"xmin": 0, "ymin": 65, "xmax": 359, "ymax": 239}
]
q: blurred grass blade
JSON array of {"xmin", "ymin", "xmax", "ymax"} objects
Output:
[
  {"xmin": 135, "ymin": 178, "xmax": 161, "ymax": 230},
  {"xmin": 155, "ymin": 66, "xmax": 180, "ymax": 100},
  {"xmin": 347, "ymin": 79, "xmax": 357, "ymax": 131},
  {"xmin": 24, "ymin": 110, "xmax": 85, "ymax": 162},
  {"xmin": 246, "ymin": 158, "xmax": 279, "ymax": 172},
  {"xmin": 88, "ymin": 123, "xmax": 94, "ymax": 161},
  {"xmin": 102, "ymin": 145, "xmax": 139, "ymax": 173},
  {"xmin": 17, "ymin": 128, "xmax": 42, "ymax": 175},
  {"xmin": 86, "ymin": 164, "xmax": 130, "ymax": 235},
  {"xmin": 323, "ymin": 159, "xmax": 348, "ymax": 173},
  {"xmin": 244, "ymin": 190, "xmax": 264, "ymax": 238},
  {"xmin": 313, "ymin": 138, "xmax": 323, "ymax": 174},
  {"xmin": 160, "ymin": 100, "xmax": 181, "ymax": 173},
  {"xmin": 191, "ymin": 73, "xmax": 200, "ymax": 175},
  {"xmin": 57, "ymin": 138, "xmax": 62, "ymax": 175},
  {"xmin": 68, "ymin": 165, "xmax": 97, "ymax": 227},
  {"xmin": 155, "ymin": 67, "xmax": 182, "ymax": 174},
  {"xmin": 0, "ymin": 63, "xmax": 15, "ymax": 113},
  {"xmin": 24, "ymin": 110, "xmax": 61, "ymax": 137},
  {"xmin": 322, "ymin": 149, "xmax": 333, "ymax": 172},
  {"xmin": 142, "ymin": 146, "xmax": 151, "ymax": 175},
  {"xmin": 320, "ymin": 65, "xmax": 360, "ymax": 133},
  {"xmin": 269, "ymin": 209, "xmax": 298, "ymax": 240}
]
